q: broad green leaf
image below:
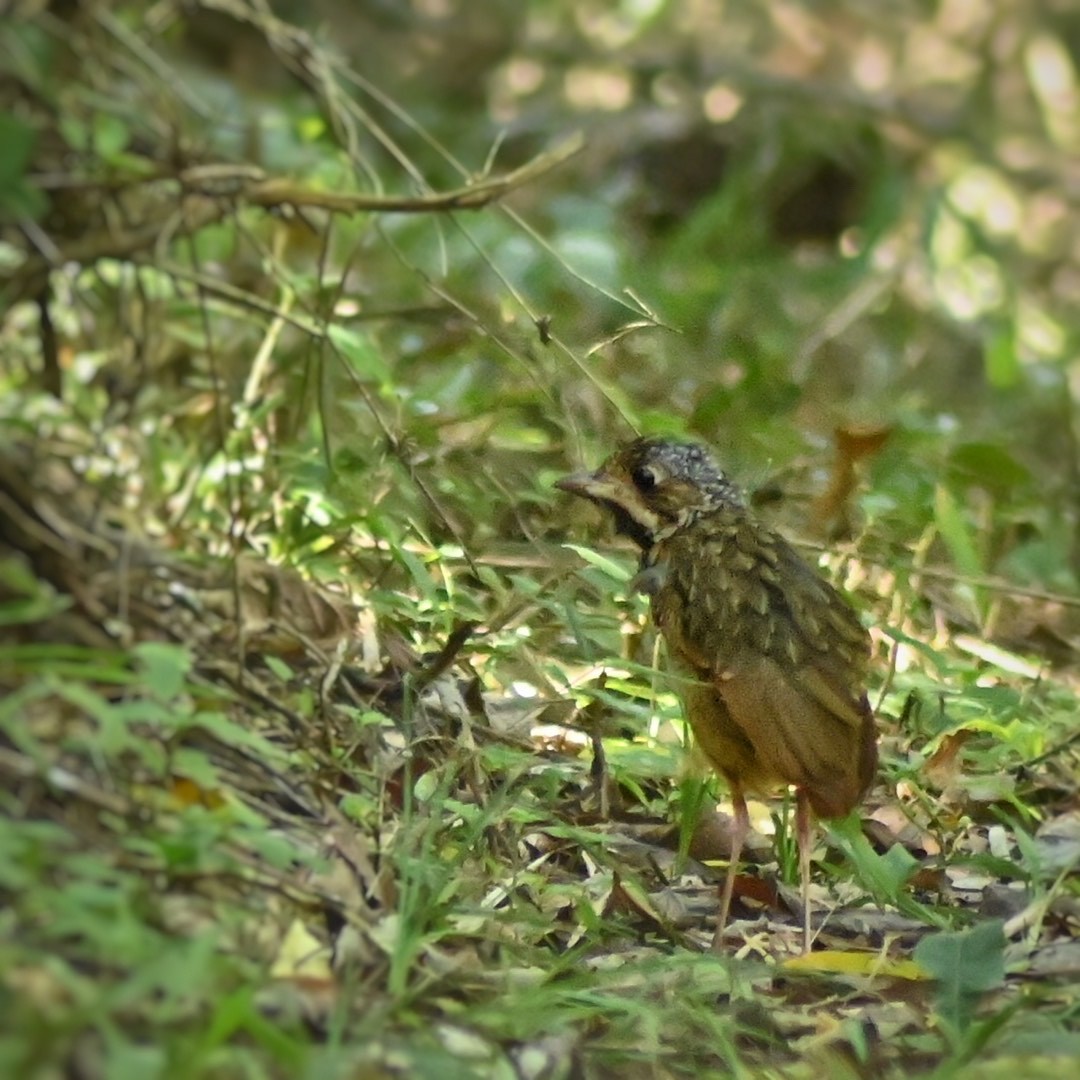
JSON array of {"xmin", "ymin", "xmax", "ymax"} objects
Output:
[
  {"xmin": 949, "ymin": 441, "xmax": 1030, "ymax": 492},
  {"xmin": 134, "ymin": 641, "xmax": 193, "ymax": 702},
  {"xmin": 914, "ymin": 919, "xmax": 1006, "ymax": 1034},
  {"xmin": 827, "ymin": 813, "xmax": 948, "ymax": 928},
  {"xmin": 827, "ymin": 812, "xmax": 918, "ymax": 900}
]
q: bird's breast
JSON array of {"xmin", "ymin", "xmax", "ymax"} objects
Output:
[{"xmin": 644, "ymin": 537, "xmax": 721, "ymax": 675}]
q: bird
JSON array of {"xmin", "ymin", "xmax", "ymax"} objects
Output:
[{"xmin": 556, "ymin": 436, "xmax": 877, "ymax": 952}]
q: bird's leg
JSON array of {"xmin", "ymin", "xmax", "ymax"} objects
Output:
[
  {"xmin": 796, "ymin": 787, "xmax": 813, "ymax": 954},
  {"xmin": 712, "ymin": 785, "xmax": 748, "ymax": 952}
]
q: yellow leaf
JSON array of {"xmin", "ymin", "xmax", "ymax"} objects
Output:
[
  {"xmin": 270, "ymin": 919, "xmax": 332, "ymax": 980},
  {"xmin": 783, "ymin": 950, "xmax": 930, "ymax": 980}
]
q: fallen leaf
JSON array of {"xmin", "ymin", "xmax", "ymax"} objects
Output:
[{"xmin": 783, "ymin": 950, "xmax": 930, "ymax": 980}]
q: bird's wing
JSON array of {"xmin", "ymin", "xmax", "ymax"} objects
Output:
[
  {"xmin": 712, "ymin": 652, "xmax": 876, "ymax": 817},
  {"xmin": 655, "ymin": 514, "xmax": 876, "ymax": 816}
]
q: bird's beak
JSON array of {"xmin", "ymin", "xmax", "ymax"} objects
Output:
[
  {"xmin": 555, "ymin": 470, "xmax": 618, "ymax": 502},
  {"xmin": 557, "ymin": 465, "xmax": 659, "ymax": 547}
]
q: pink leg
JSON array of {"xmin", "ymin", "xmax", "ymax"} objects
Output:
[
  {"xmin": 712, "ymin": 786, "xmax": 748, "ymax": 951},
  {"xmin": 796, "ymin": 788, "xmax": 813, "ymax": 954}
]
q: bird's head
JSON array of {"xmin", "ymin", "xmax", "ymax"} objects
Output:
[{"xmin": 556, "ymin": 436, "xmax": 743, "ymax": 549}]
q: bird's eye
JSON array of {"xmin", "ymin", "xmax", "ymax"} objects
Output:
[{"xmin": 632, "ymin": 465, "xmax": 660, "ymax": 492}]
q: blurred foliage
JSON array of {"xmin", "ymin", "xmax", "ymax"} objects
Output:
[{"xmin": 2, "ymin": 0, "xmax": 1080, "ymax": 1076}]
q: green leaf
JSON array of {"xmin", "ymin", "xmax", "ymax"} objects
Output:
[
  {"xmin": 414, "ymin": 770, "xmax": 440, "ymax": 801},
  {"xmin": 676, "ymin": 773, "xmax": 712, "ymax": 871},
  {"xmin": 914, "ymin": 919, "xmax": 1006, "ymax": 1034},
  {"xmin": 562, "ymin": 543, "xmax": 633, "ymax": 583},
  {"xmin": 352, "ymin": 708, "xmax": 394, "ymax": 728},
  {"xmin": 933, "ymin": 485, "xmax": 983, "ymax": 579},
  {"xmin": 101, "ymin": 1034, "xmax": 167, "ymax": 1080},
  {"xmin": 171, "ymin": 746, "xmax": 221, "ymax": 790},
  {"xmin": 0, "ymin": 117, "xmax": 38, "ymax": 189},
  {"xmin": 53, "ymin": 681, "xmax": 151, "ymax": 759},
  {"xmin": 92, "ymin": 111, "xmax": 130, "ymax": 161},
  {"xmin": 392, "ymin": 541, "xmax": 441, "ymax": 604},
  {"xmin": 134, "ymin": 642, "xmax": 193, "ymax": 702},
  {"xmin": 827, "ymin": 812, "xmax": 919, "ymax": 901},
  {"xmin": 327, "ymin": 324, "xmax": 390, "ymax": 383},
  {"xmin": 984, "ymin": 326, "xmax": 1020, "ymax": 389},
  {"xmin": 949, "ymin": 442, "xmax": 1031, "ymax": 493},
  {"xmin": 0, "ymin": 557, "xmax": 71, "ymax": 626},
  {"xmin": 933, "ymin": 484, "xmax": 985, "ymax": 619},
  {"xmin": 183, "ymin": 709, "xmax": 289, "ymax": 762},
  {"xmin": 264, "ymin": 654, "xmax": 294, "ymax": 681},
  {"xmin": 0, "ymin": 114, "xmax": 46, "ymax": 220},
  {"xmin": 827, "ymin": 813, "xmax": 950, "ymax": 931}
]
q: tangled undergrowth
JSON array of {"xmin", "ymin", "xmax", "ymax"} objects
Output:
[{"xmin": 2, "ymin": 2, "xmax": 1079, "ymax": 1077}]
